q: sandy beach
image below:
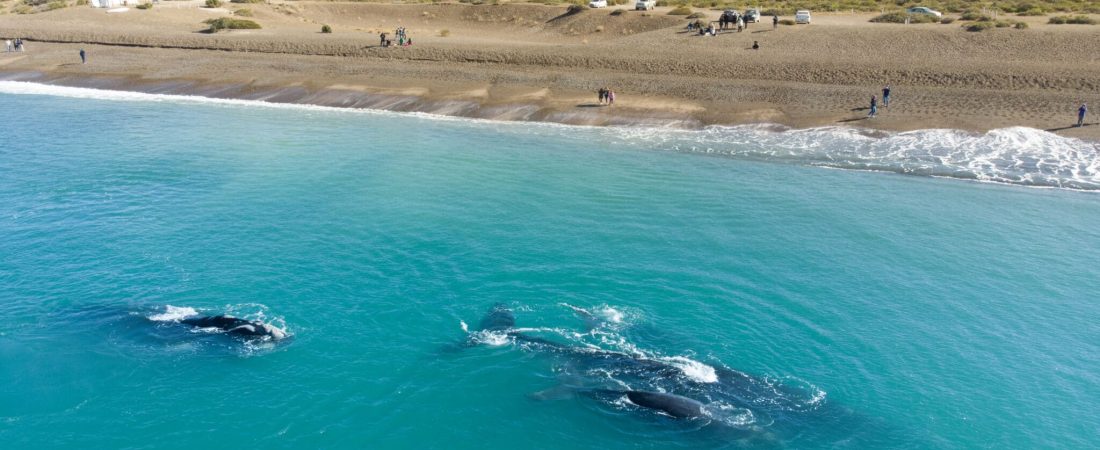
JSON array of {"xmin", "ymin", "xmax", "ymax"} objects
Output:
[{"xmin": 1, "ymin": 2, "xmax": 1098, "ymax": 138}]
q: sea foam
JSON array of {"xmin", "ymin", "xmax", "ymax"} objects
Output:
[{"xmin": 148, "ymin": 305, "xmax": 199, "ymax": 322}]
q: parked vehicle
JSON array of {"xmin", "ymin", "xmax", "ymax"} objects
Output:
[
  {"xmin": 906, "ymin": 6, "xmax": 942, "ymax": 17},
  {"xmin": 744, "ymin": 8, "xmax": 761, "ymax": 23},
  {"xmin": 795, "ymin": 10, "xmax": 811, "ymax": 24},
  {"xmin": 588, "ymin": 0, "xmax": 607, "ymax": 8},
  {"xmin": 635, "ymin": 0, "xmax": 655, "ymax": 10},
  {"xmin": 720, "ymin": 9, "xmax": 740, "ymax": 22}
]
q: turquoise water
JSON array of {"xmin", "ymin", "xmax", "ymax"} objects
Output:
[{"xmin": 1, "ymin": 84, "xmax": 1099, "ymax": 449}]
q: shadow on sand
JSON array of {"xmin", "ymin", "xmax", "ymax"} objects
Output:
[
  {"xmin": 1045, "ymin": 123, "xmax": 1093, "ymax": 132},
  {"xmin": 576, "ymin": 103, "xmax": 605, "ymax": 108}
]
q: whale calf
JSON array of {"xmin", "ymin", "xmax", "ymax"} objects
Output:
[{"xmin": 180, "ymin": 315, "xmax": 287, "ymax": 340}]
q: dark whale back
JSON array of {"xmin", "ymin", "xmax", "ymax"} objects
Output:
[
  {"xmin": 625, "ymin": 391, "xmax": 706, "ymax": 419},
  {"xmin": 478, "ymin": 303, "xmax": 515, "ymax": 331},
  {"xmin": 180, "ymin": 315, "xmax": 250, "ymax": 330},
  {"xmin": 180, "ymin": 315, "xmax": 284, "ymax": 339}
]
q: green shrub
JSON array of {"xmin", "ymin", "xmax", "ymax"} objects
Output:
[
  {"xmin": 779, "ymin": 18, "xmax": 795, "ymax": 25},
  {"xmin": 22, "ymin": 0, "xmax": 48, "ymax": 6},
  {"xmin": 203, "ymin": 17, "xmax": 261, "ymax": 32},
  {"xmin": 1016, "ymin": 8, "xmax": 1044, "ymax": 16},
  {"xmin": 610, "ymin": 8, "xmax": 625, "ymax": 15},
  {"xmin": 667, "ymin": 5, "xmax": 691, "ymax": 15},
  {"xmin": 204, "ymin": 0, "xmax": 221, "ymax": 8},
  {"xmin": 321, "ymin": 24, "xmax": 332, "ymax": 33},
  {"xmin": 994, "ymin": 20, "xmax": 1013, "ymax": 27},
  {"xmin": 686, "ymin": 12, "xmax": 705, "ymax": 18},
  {"xmin": 234, "ymin": 7, "xmax": 252, "ymax": 16},
  {"xmin": 45, "ymin": 0, "xmax": 65, "ymax": 10},
  {"xmin": 963, "ymin": 21, "xmax": 994, "ymax": 31},
  {"xmin": 439, "ymin": 28, "xmax": 450, "ymax": 37},
  {"xmin": 940, "ymin": 16, "xmax": 956, "ymax": 24},
  {"xmin": 135, "ymin": 2, "xmax": 152, "ymax": 9},
  {"xmin": 959, "ymin": 11, "xmax": 992, "ymax": 21},
  {"xmin": 870, "ymin": 12, "xmax": 938, "ymax": 23},
  {"xmin": 230, "ymin": 0, "xmax": 263, "ymax": 3},
  {"xmin": 1014, "ymin": 21, "xmax": 1029, "ymax": 28},
  {"xmin": 1048, "ymin": 15, "xmax": 1097, "ymax": 24},
  {"xmin": 75, "ymin": 0, "xmax": 88, "ymax": 5}
]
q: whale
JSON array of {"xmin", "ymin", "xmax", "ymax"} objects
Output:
[
  {"xmin": 623, "ymin": 390, "xmax": 707, "ymax": 419},
  {"xmin": 466, "ymin": 303, "xmax": 832, "ymax": 429},
  {"xmin": 180, "ymin": 315, "xmax": 287, "ymax": 340}
]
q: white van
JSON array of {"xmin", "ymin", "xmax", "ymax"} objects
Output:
[
  {"xmin": 635, "ymin": 0, "xmax": 656, "ymax": 10},
  {"xmin": 795, "ymin": 10, "xmax": 811, "ymax": 24}
]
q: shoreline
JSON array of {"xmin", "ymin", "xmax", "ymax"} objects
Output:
[
  {"xmin": 4, "ymin": 76, "xmax": 1100, "ymax": 193},
  {"xmin": 4, "ymin": 71, "xmax": 1098, "ymax": 141},
  {"xmin": 1, "ymin": 4, "xmax": 1099, "ymax": 139},
  {"xmin": 0, "ymin": 69, "xmax": 711, "ymax": 128}
]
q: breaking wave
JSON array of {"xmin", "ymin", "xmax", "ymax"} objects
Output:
[{"xmin": 612, "ymin": 125, "xmax": 1100, "ymax": 191}]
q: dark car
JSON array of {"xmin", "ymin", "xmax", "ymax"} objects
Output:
[{"xmin": 720, "ymin": 9, "xmax": 740, "ymax": 23}]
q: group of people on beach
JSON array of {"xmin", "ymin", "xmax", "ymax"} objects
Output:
[
  {"xmin": 717, "ymin": 15, "xmax": 747, "ymax": 32},
  {"xmin": 691, "ymin": 14, "xmax": 779, "ymax": 36},
  {"xmin": 691, "ymin": 19, "xmax": 739, "ymax": 36},
  {"xmin": 867, "ymin": 85, "xmax": 890, "ymax": 118},
  {"xmin": 597, "ymin": 87, "xmax": 616, "ymax": 106},
  {"xmin": 5, "ymin": 38, "xmax": 26, "ymax": 53},
  {"xmin": 379, "ymin": 27, "xmax": 412, "ymax": 48}
]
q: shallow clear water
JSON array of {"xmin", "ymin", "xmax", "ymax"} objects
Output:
[{"xmin": 1, "ymin": 85, "xmax": 1098, "ymax": 449}]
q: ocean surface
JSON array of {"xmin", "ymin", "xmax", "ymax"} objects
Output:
[{"xmin": 1, "ymin": 82, "xmax": 1098, "ymax": 449}]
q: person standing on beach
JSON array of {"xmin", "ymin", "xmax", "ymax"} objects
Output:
[
  {"xmin": 868, "ymin": 95, "xmax": 877, "ymax": 118},
  {"xmin": 608, "ymin": 90, "xmax": 615, "ymax": 106},
  {"xmin": 773, "ymin": 14, "xmax": 779, "ymax": 30},
  {"xmin": 1079, "ymin": 103, "xmax": 1088, "ymax": 127},
  {"xmin": 79, "ymin": 49, "xmax": 86, "ymax": 64},
  {"xmin": 882, "ymin": 85, "xmax": 891, "ymax": 107},
  {"xmin": 379, "ymin": 32, "xmax": 387, "ymax": 47},
  {"xmin": 4, "ymin": 40, "xmax": 11, "ymax": 52}
]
